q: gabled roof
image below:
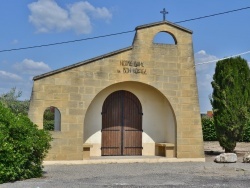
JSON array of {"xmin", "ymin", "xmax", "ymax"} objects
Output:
[
  {"xmin": 33, "ymin": 46, "xmax": 133, "ymax": 81},
  {"xmin": 135, "ymin": 21, "xmax": 193, "ymax": 34},
  {"xmin": 33, "ymin": 21, "xmax": 192, "ymax": 81}
]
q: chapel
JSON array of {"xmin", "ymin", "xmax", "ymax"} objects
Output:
[{"xmin": 28, "ymin": 20, "xmax": 204, "ymax": 160}]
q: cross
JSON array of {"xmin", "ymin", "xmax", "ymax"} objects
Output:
[{"xmin": 160, "ymin": 8, "xmax": 168, "ymax": 21}]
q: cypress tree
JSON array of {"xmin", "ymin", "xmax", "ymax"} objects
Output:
[{"xmin": 211, "ymin": 56, "xmax": 250, "ymax": 152}]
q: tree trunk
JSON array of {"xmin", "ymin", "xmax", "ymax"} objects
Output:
[{"xmin": 225, "ymin": 148, "xmax": 234, "ymax": 153}]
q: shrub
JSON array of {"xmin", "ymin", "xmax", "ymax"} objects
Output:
[
  {"xmin": 239, "ymin": 121, "xmax": 250, "ymax": 142},
  {"xmin": 211, "ymin": 56, "xmax": 250, "ymax": 152},
  {"xmin": 202, "ymin": 118, "xmax": 250, "ymax": 142},
  {"xmin": 202, "ymin": 117, "xmax": 217, "ymax": 141},
  {"xmin": 0, "ymin": 102, "xmax": 52, "ymax": 184}
]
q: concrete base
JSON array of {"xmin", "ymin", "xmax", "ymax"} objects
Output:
[{"xmin": 44, "ymin": 156, "xmax": 205, "ymax": 165}]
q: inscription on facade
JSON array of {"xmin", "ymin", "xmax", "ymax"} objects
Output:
[{"xmin": 118, "ymin": 60, "xmax": 147, "ymax": 75}]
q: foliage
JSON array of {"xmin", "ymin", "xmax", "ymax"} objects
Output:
[
  {"xmin": 210, "ymin": 56, "xmax": 250, "ymax": 152},
  {"xmin": 0, "ymin": 102, "xmax": 52, "ymax": 184},
  {"xmin": 43, "ymin": 120, "xmax": 54, "ymax": 131},
  {"xmin": 202, "ymin": 117, "xmax": 250, "ymax": 142},
  {"xmin": 43, "ymin": 108, "xmax": 55, "ymax": 131},
  {"xmin": 239, "ymin": 120, "xmax": 250, "ymax": 142},
  {"xmin": 0, "ymin": 87, "xmax": 30, "ymax": 116},
  {"xmin": 201, "ymin": 117, "xmax": 217, "ymax": 141}
]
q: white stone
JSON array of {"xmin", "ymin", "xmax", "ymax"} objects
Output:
[
  {"xmin": 243, "ymin": 152, "xmax": 250, "ymax": 163},
  {"xmin": 214, "ymin": 153, "xmax": 237, "ymax": 163}
]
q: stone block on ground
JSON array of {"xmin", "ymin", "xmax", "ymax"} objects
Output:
[
  {"xmin": 243, "ymin": 152, "xmax": 250, "ymax": 163},
  {"xmin": 214, "ymin": 153, "xmax": 237, "ymax": 163}
]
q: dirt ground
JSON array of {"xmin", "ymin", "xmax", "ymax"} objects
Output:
[{"xmin": 204, "ymin": 141, "xmax": 250, "ymax": 162}]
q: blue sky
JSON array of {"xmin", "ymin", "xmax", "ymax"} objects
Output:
[{"xmin": 0, "ymin": 0, "xmax": 250, "ymax": 112}]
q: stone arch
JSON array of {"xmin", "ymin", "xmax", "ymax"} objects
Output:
[
  {"xmin": 153, "ymin": 31, "xmax": 177, "ymax": 45},
  {"xmin": 83, "ymin": 81, "xmax": 177, "ymax": 156},
  {"xmin": 43, "ymin": 106, "xmax": 61, "ymax": 131}
]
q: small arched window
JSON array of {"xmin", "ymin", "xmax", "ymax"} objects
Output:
[
  {"xmin": 43, "ymin": 106, "xmax": 61, "ymax": 131},
  {"xmin": 153, "ymin": 31, "xmax": 177, "ymax": 45}
]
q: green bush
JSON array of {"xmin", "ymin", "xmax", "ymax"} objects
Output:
[
  {"xmin": 202, "ymin": 117, "xmax": 250, "ymax": 142},
  {"xmin": 202, "ymin": 117, "xmax": 217, "ymax": 141},
  {"xmin": 0, "ymin": 102, "xmax": 52, "ymax": 184},
  {"xmin": 240, "ymin": 121, "xmax": 250, "ymax": 142}
]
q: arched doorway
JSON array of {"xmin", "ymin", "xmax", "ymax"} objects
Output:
[
  {"xmin": 101, "ymin": 90, "xmax": 143, "ymax": 156},
  {"xmin": 84, "ymin": 81, "xmax": 176, "ymax": 157}
]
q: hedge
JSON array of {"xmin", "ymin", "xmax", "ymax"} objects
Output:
[
  {"xmin": 0, "ymin": 102, "xmax": 52, "ymax": 184},
  {"xmin": 201, "ymin": 117, "xmax": 217, "ymax": 141},
  {"xmin": 202, "ymin": 116, "xmax": 250, "ymax": 142},
  {"xmin": 239, "ymin": 121, "xmax": 250, "ymax": 142}
]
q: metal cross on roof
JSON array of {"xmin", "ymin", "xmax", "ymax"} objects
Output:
[{"xmin": 160, "ymin": 8, "xmax": 168, "ymax": 21}]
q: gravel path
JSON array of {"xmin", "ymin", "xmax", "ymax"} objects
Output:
[
  {"xmin": 2, "ymin": 162, "xmax": 250, "ymax": 188},
  {"xmin": 2, "ymin": 142, "xmax": 250, "ymax": 187}
]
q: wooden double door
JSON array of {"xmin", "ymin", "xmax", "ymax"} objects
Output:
[{"xmin": 101, "ymin": 90, "xmax": 142, "ymax": 156}]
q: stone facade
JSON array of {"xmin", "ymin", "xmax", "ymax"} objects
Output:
[{"xmin": 29, "ymin": 21, "xmax": 204, "ymax": 160}]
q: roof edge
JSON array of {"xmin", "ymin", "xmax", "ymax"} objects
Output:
[
  {"xmin": 33, "ymin": 46, "xmax": 133, "ymax": 81},
  {"xmin": 135, "ymin": 21, "xmax": 193, "ymax": 34}
]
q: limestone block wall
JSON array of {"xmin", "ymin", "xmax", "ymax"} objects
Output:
[{"xmin": 29, "ymin": 21, "xmax": 204, "ymax": 160}]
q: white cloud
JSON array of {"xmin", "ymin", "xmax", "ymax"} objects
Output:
[
  {"xmin": 195, "ymin": 50, "xmax": 217, "ymax": 61},
  {"xmin": 205, "ymin": 74, "xmax": 211, "ymax": 80},
  {"xmin": 195, "ymin": 50, "xmax": 217, "ymax": 89},
  {"xmin": 0, "ymin": 59, "xmax": 51, "ymax": 100},
  {"xmin": 196, "ymin": 50, "xmax": 206, "ymax": 55},
  {"xmin": 28, "ymin": 0, "xmax": 112, "ymax": 34},
  {"xmin": 13, "ymin": 59, "xmax": 52, "ymax": 76},
  {"xmin": 195, "ymin": 50, "xmax": 217, "ymax": 71},
  {"xmin": 0, "ymin": 70, "xmax": 22, "ymax": 82},
  {"xmin": 12, "ymin": 39, "xmax": 19, "ymax": 44},
  {"xmin": 194, "ymin": 50, "xmax": 218, "ymax": 112}
]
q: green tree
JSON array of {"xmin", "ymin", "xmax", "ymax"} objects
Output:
[
  {"xmin": 211, "ymin": 56, "xmax": 250, "ymax": 152},
  {"xmin": 0, "ymin": 102, "xmax": 52, "ymax": 183},
  {"xmin": 0, "ymin": 87, "xmax": 29, "ymax": 116}
]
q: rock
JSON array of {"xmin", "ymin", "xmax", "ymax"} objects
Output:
[
  {"xmin": 214, "ymin": 153, "xmax": 237, "ymax": 163},
  {"xmin": 243, "ymin": 152, "xmax": 250, "ymax": 163}
]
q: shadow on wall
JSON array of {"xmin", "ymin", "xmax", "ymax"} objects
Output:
[{"xmin": 83, "ymin": 81, "xmax": 176, "ymax": 145}]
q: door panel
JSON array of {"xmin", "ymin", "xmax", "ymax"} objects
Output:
[
  {"xmin": 101, "ymin": 90, "xmax": 142, "ymax": 156},
  {"xmin": 123, "ymin": 91, "xmax": 142, "ymax": 155},
  {"xmin": 101, "ymin": 92, "xmax": 122, "ymax": 156}
]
